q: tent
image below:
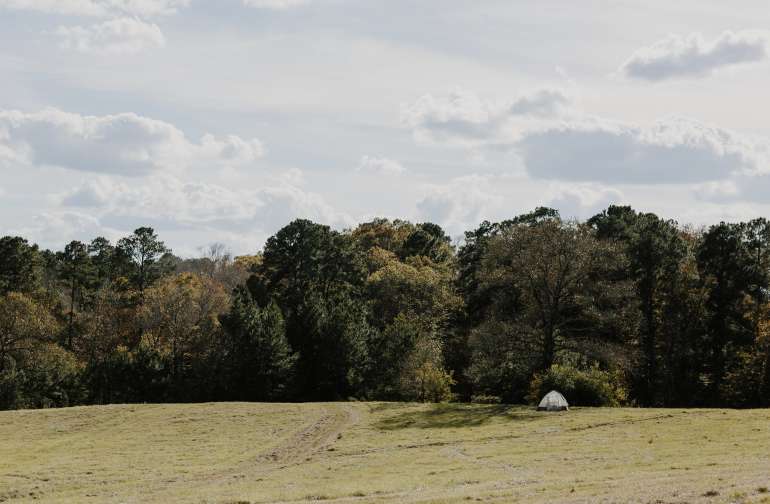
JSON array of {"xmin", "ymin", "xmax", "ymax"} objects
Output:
[{"xmin": 537, "ymin": 390, "xmax": 569, "ymax": 411}]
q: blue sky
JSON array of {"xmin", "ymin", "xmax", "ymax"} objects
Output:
[{"xmin": 2, "ymin": 0, "xmax": 770, "ymax": 255}]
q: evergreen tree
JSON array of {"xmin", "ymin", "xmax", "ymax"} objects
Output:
[
  {"xmin": 697, "ymin": 222, "xmax": 754, "ymax": 403},
  {"xmin": 219, "ymin": 288, "xmax": 296, "ymax": 401},
  {"xmin": 57, "ymin": 241, "xmax": 94, "ymax": 349},
  {"xmin": 0, "ymin": 236, "xmax": 41, "ymax": 295}
]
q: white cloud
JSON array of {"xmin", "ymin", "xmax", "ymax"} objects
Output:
[
  {"xmin": 416, "ymin": 175, "xmax": 505, "ymax": 236},
  {"xmin": 356, "ymin": 155, "xmax": 406, "ymax": 175},
  {"xmin": 406, "ymin": 88, "xmax": 766, "ymax": 186},
  {"xmin": 58, "ymin": 175, "xmax": 352, "ymax": 239},
  {"xmin": 547, "ymin": 183, "xmax": 624, "ymax": 220},
  {"xmin": 254, "ymin": 184, "xmax": 352, "ymax": 232},
  {"xmin": 199, "ymin": 133, "xmax": 264, "ymax": 164},
  {"xmin": 0, "ymin": 0, "xmax": 190, "ymax": 17},
  {"xmin": 401, "ymin": 87, "xmax": 572, "ymax": 147},
  {"xmin": 242, "ymin": 0, "xmax": 309, "ymax": 9},
  {"xmin": 0, "ymin": 108, "xmax": 264, "ymax": 176},
  {"xmin": 0, "ymin": 139, "xmax": 25, "ymax": 167},
  {"xmin": 416, "ymin": 176, "xmax": 623, "ymax": 234},
  {"xmin": 11, "ymin": 211, "xmax": 108, "ymax": 247},
  {"xmin": 695, "ymin": 173, "xmax": 770, "ymax": 204},
  {"xmin": 280, "ymin": 167, "xmax": 305, "ymax": 185},
  {"xmin": 693, "ymin": 180, "xmax": 741, "ymax": 202},
  {"xmin": 620, "ymin": 30, "xmax": 770, "ymax": 81},
  {"xmin": 54, "ymin": 17, "xmax": 165, "ymax": 54},
  {"xmin": 508, "ymin": 89, "xmax": 572, "ymax": 117},
  {"xmin": 61, "ymin": 178, "xmax": 116, "ymax": 207},
  {"xmin": 518, "ymin": 116, "xmax": 761, "ymax": 184}
]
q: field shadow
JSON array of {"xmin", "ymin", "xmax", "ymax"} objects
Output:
[{"xmin": 374, "ymin": 403, "xmax": 541, "ymax": 430}]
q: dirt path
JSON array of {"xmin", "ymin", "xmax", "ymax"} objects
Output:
[
  {"xmin": 149, "ymin": 403, "xmax": 362, "ymax": 503},
  {"xmin": 256, "ymin": 403, "xmax": 360, "ymax": 468}
]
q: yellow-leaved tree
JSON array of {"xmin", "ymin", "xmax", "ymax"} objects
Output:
[{"xmin": 139, "ymin": 272, "xmax": 230, "ymax": 382}]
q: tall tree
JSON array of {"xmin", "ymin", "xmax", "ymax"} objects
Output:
[
  {"xmin": 590, "ymin": 206, "xmax": 698, "ymax": 406},
  {"xmin": 457, "ymin": 220, "xmax": 506, "ymax": 326},
  {"xmin": 629, "ymin": 214, "xmax": 687, "ymax": 405},
  {"xmin": 139, "ymin": 272, "xmax": 229, "ymax": 393},
  {"xmin": 0, "ymin": 293, "xmax": 56, "ymax": 373},
  {"xmin": 351, "ymin": 218, "xmax": 415, "ymax": 258},
  {"xmin": 88, "ymin": 237, "xmax": 116, "ymax": 286},
  {"xmin": 288, "ymin": 288, "xmax": 371, "ymax": 400},
  {"xmin": 219, "ymin": 288, "xmax": 296, "ymax": 401},
  {"xmin": 0, "ymin": 236, "xmax": 41, "ymax": 295},
  {"xmin": 459, "ymin": 208, "xmax": 561, "ymax": 321},
  {"xmin": 697, "ymin": 222, "xmax": 754, "ymax": 402},
  {"xmin": 482, "ymin": 219, "xmax": 633, "ymax": 372},
  {"xmin": 255, "ymin": 219, "xmax": 365, "ymax": 306},
  {"xmin": 0, "ymin": 293, "xmax": 82, "ymax": 409},
  {"xmin": 588, "ymin": 205, "xmax": 638, "ymax": 242},
  {"xmin": 400, "ymin": 222, "xmax": 454, "ymax": 263},
  {"xmin": 657, "ymin": 234, "xmax": 707, "ymax": 406},
  {"xmin": 742, "ymin": 218, "xmax": 770, "ymax": 340},
  {"xmin": 57, "ymin": 241, "xmax": 93, "ymax": 349},
  {"xmin": 116, "ymin": 228, "xmax": 170, "ymax": 299},
  {"xmin": 252, "ymin": 220, "xmax": 371, "ymax": 399},
  {"xmin": 366, "ymin": 252, "xmax": 460, "ymax": 331}
]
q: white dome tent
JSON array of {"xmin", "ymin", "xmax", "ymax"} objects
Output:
[{"xmin": 537, "ymin": 390, "xmax": 569, "ymax": 411}]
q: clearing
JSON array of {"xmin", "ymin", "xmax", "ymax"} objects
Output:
[{"xmin": 1, "ymin": 402, "xmax": 770, "ymax": 503}]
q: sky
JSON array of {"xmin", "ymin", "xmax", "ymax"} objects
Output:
[{"xmin": 3, "ymin": 0, "xmax": 770, "ymax": 256}]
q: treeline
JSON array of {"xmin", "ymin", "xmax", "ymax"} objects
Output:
[{"xmin": 2, "ymin": 206, "xmax": 770, "ymax": 410}]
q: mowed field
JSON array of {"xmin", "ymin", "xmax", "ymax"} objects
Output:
[{"xmin": 2, "ymin": 403, "xmax": 770, "ymax": 504}]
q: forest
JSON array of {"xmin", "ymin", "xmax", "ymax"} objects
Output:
[{"xmin": 2, "ymin": 205, "xmax": 770, "ymax": 410}]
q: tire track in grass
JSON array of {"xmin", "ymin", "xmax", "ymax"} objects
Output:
[
  {"xmin": 148, "ymin": 403, "xmax": 361, "ymax": 503},
  {"xmin": 255, "ymin": 403, "xmax": 360, "ymax": 468}
]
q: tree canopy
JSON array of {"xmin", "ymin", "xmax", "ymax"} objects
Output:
[{"xmin": 2, "ymin": 211, "xmax": 770, "ymax": 409}]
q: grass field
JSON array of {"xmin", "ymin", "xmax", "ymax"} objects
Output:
[{"xmin": 2, "ymin": 402, "xmax": 770, "ymax": 503}]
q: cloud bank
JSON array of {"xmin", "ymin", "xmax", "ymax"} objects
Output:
[
  {"xmin": 357, "ymin": 155, "xmax": 406, "ymax": 175},
  {"xmin": 1, "ymin": 0, "xmax": 189, "ymax": 53},
  {"xmin": 0, "ymin": 0, "xmax": 189, "ymax": 17},
  {"xmin": 417, "ymin": 175, "xmax": 505, "ymax": 235},
  {"xmin": 547, "ymin": 183, "xmax": 624, "ymax": 220},
  {"xmin": 0, "ymin": 108, "xmax": 263, "ymax": 176},
  {"xmin": 404, "ymin": 89, "xmax": 767, "ymax": 185},
  {"xmin": 243, "ymin": 0, "xmax": 309, "ymax": 9},
  {"xmin": 620, "ymin": 30, "xmax": 770, "ymax": 81},
  {"xmin": 518, "ymin": 116, "xmax": 759, "ymax": 184},
  {"xmin": 53, "ymin": 17, "xmax": 165, "ymax": 54},
  {"xmin": 401, "ymin": 88, "xmax": 571, "ymax": 147},
  {"xmin": 51, "ymin": 174, "xmax": 353, "ymax": 252}
]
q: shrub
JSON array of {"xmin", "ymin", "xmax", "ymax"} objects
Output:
[
  {"xmin": 470, "ymin": 394, "xmax": 501, "ymax": 404},
  {"xmin": 85, "ymin": 344, "xmax": 169, "ymax": 404},
  {"xmin": 0, "ymin": 344, "xmax": 84, "ymax": 409},
  {"xmin": 527, "ymin": 363, "xmax": 626, "ymax": 407},
  {"xmin": 398, "ymin": 336, "xmax": 455, "ymax": 402},
  {"xmin": 719, "ymin": 347, "xmax": 765, "ymax": 408},
  {"xmin": 466, "ymin": 320, "xmax": 535, "ymax": 404}
]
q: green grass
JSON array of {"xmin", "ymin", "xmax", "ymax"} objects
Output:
[{"xmin": 2, "ymin": 403, "xmax": 770, "ymax": 503}]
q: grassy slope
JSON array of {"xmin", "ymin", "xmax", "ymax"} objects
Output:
[{"xmin": 1, "ymin": 403, "xmax": 770, "ymax": 503}]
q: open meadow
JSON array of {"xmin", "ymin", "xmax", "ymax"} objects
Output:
[{"xmin": 2, "ymin": 403, "xmax": 770, "ymax": 503}]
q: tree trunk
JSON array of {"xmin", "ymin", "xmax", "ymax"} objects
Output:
[
  {"xmin": 68, "ymin": 278, "xmax": 76, "ymax": 350},
  {"xmin": 642, "ymin": 284, "xmax": 657, "ymax": 406},
  {"xmin": 761, "ymin": 342, "xmax": 770, "ymax": 407},
  {"xmin": 542, "ymin": 322, "xmax": 555, "ymax": 371}
]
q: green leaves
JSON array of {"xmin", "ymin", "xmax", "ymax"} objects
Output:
[
  {"xmin": 219, "ymin": 289, "xmax": 296, "ymax": 401},
  {"xmin": 117, "ymin": 227, "xmax": 170, "ymax": 296},
  {"xmin": 0, "ymin": 236, "xmax": 42, "ymax": 295}
]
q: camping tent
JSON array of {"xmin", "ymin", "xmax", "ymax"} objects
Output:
[{"xmin": 537, "ymin": 390, "xmax": 569, "ymax": 411}]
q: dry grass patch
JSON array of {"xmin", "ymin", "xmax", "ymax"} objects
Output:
[{"xmin": 1, "ymin": 403, "xmax": 770, "ymax": 503}]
